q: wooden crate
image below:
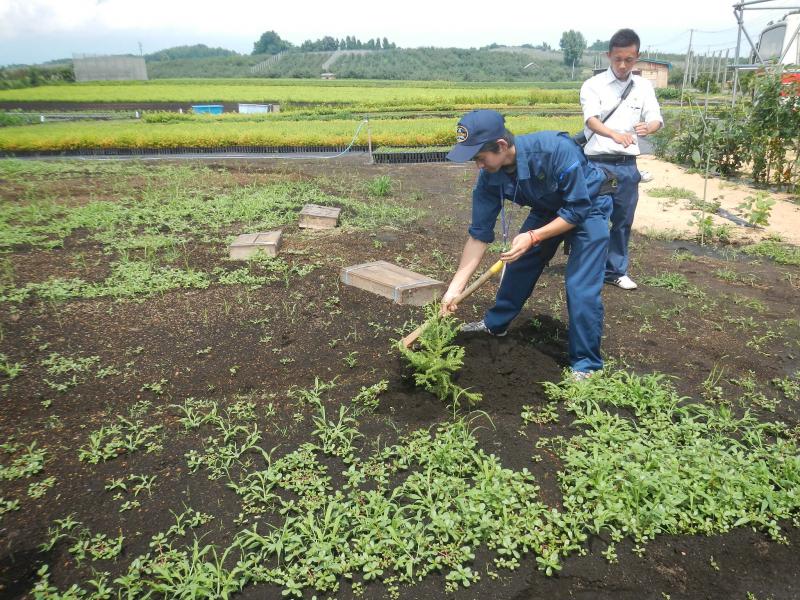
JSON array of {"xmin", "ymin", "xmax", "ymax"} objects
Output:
[
  {"xmin": 299, "ymin": 204, "xmax": 341, "ymax": 230},
  {"xmin": 228, "ymin": 231, "xmax": 282, "ymax": 260},
  {"xmin": 340, "ymin": 261, "xmax": 445, "ymax": 306}
]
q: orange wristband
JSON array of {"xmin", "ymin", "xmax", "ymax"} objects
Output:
[{"xmin": 527, "ymin": 229, "xmax": 542, "ymax": 247}]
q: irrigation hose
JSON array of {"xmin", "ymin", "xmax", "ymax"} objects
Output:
[
  {"xmin": 64, "ymin": 119, "xmax": 372, "ymax": 162},
  {"xmin": 257, "ymin": 119, "xmax": 370, "ymax": 160}
]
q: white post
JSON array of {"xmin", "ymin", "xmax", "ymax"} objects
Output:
[{"xmin": 367, "ymin": 118, "xmax": 373, "ymax": 164}]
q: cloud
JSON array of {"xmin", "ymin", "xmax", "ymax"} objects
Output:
[
  {"xmin": 0, "ymin": 0, "xmax": 787, "ymax": 64},
  {"xmin": 0, "ymin": 1, "xmax": 95, "ymax": 37}
]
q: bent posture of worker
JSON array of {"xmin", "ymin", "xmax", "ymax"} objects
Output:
[
  {"xmin": 441, "ymin": 109, "xmax": 612, "ymax": 378},
  {"xmin": 579, "ymin": 28, "xmax": 663, "ymax": 290}
]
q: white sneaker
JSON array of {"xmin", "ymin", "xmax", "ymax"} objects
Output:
[
  {"xmin": 607, "ymin": 275, "xmax": 638, "ymax": 290},
  {"xmin": 639, "ymin": 169, "xmax": 653, "ymax": 183},
  {"xmin": 571, "ymin": 370, "xmax": 597, "ymax": 382}
]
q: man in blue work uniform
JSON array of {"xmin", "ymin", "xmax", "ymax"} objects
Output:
[{"xmin": 441, "ymin": 109, "xmax": 612, "ymax": 378}]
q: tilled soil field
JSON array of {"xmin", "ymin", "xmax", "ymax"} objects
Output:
[{"xmin": 1, "ymin": 156, "xmax": 798, "ymax": 600}]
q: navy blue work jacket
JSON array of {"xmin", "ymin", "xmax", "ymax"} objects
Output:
[{"xmin": 468, "ymin": 131, "xmax": 607, "ymax": 243}]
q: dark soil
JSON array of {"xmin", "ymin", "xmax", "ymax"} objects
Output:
[{"xmin": 1, "ymin": 156, "xmax": 798, "ymax": 600}]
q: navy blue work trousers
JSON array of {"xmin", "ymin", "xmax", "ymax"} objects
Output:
[
  {"xmin": 589, "ymin": 159, "xmax": 641, "ymax": 281},
  {"xmin": 483, "ymin": 194, "xmax": 613, "ymax": 372}
]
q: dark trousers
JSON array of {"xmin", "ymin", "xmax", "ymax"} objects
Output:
[
  {"xmin": 589, "ymin": 158, "xmax": 641, "ymax": 281},
  {"xmin": 483, "ymin": 194, "xmax": 613, "ymax": 372}
]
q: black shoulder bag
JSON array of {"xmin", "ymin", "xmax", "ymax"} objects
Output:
[{"xmin": 572, "ymin": 79, "xmax": 635, "ymax": 148}]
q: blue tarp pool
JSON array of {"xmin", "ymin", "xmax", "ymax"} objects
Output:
[{"xmin": 191, "ymin": 105, "xmax": 224, "ymax": 115}]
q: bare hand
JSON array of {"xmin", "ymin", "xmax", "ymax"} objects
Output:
[
  {"xmin": 500, "ymin": 231, "xmax": 537, "ymax": 263},
  {"xmin": 634, "ymin": 122, "xmax": 649, "ymax": 137},
  {"xmin": 440, "ymin": 289, "xmax": 461, "ymax": 315},
  {"xmin": 612, "ymin": 131, "xmax": 635, "ymax": 147}
]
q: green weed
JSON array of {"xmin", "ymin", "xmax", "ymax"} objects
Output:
[
  {"xmin": 78, "ymin": 417, "xmax": 162, "ymax": 464},
  {"xmin": 742, "ymin": 240, "xmax": 800, "ymax": 266},
  {"xmin": 0, "ymin": 497, "xmax": 20, "ymax": 519},
  {"xmin": 365, "ymin": 175, "xmax": 394, "ymax": 197},
  {"xmin": 648, "ymin": 186, "xmax": 699, "ymax": 201},
  {"xmin": 352, "ymin": 380, "xmax": 388, "ymax": 414},
  {"xmin": 641, "ymin": 272, "xmax": 690, "ymax": 292},
  {"xmin": 27, "ymin": 476, "xmax": 56, "ymax": 499},
  {"xmin": 0, "ymin": 442, "xmax": 47, "ymax": 480},
  {"xmin": 521, "ymin": 402, "xmax": 559, "ymax": 425},
  {"xmin": 639, "ymin": 227, "xmax": 682, "ymax": 241},
  {"xmin": 0, "ymin": 353, "xmax": 23, "ymax": 379},
  {"xmin": 737, "ymin": 192, "xmax": 775, "ymax": 227},
  {"xmin": 287, "ymin": 377, "xmax": 338, "ymax": 406},
  {"xmin": 545, "ymin": 367, "xmax": 800, "ymax": 546}
]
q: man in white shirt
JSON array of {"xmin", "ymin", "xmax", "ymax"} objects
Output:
[{"xmin": 580, "ymin": 28, "xmax": 663, "ymax": 290}]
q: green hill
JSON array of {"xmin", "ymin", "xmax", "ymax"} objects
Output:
[
  {"xmin": 146, "ymin": 44, "xmax": 238, "ymax": 62},
  {"xmin": 146, "ymin": 54, "xmax": 267, "ymax": 78},
  {"xmin": 316, "ymin": 48, "xmax": 573, "ymax": 81},
  {"xmin": 146, "ymin": 47, "xmax": 585, "ymax": 82}
]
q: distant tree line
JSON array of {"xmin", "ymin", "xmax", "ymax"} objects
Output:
[
  {"xmin": 300, "ymin": 36, "xmax": 397, "ymax": 51},
  {"xmin": 524, "ymin": 42, "xmax": 554, "ymax": 51},
  {"xmin": 146, "ymin": 44, "xmax": 237, "ymax": 62},
  {"xmin": 588, "ymin": 39, "xmax": 609, "ymax": 51},
  {"xmin": 252, "ymin": 30, "xmax": 397, "ymax": 55},
  {"xmin": 481, "ymin": 42, "xmax": 554, "ymax": 51}
]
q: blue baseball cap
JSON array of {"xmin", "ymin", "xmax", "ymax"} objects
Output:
[{"xmin": 446, "ymin": 109, "xmax": 506, "ymax": 162}]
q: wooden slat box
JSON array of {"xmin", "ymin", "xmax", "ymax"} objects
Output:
[
  {"xmin": 299, "ymin": 204, "xmax": 341, "ymax": 229},
  {"xmin": 228, "ymin": 231, "xmax": 282, "ymax": 260},
  {"xmin": 341, "ymin": 261, "xmax": 445, "ymax": 306}
]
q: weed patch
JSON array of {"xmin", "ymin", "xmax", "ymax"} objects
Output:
[
  {"xmin": 742, "ymin": 240, "xmax": 800, "ymax": 266},
  {"xmin": 545, "ymin": 368, "xmax": 800, "ymax": 551}
]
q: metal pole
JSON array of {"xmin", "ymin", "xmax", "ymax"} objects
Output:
[
  {"xmin": 737, "ymin": 0, "xmax": 796, "ymax": 7},
  {"xmin": 700, "ymin": 81, "xmax": 711, "ymax": 246},
  {"xmin": 681, "ymin": 29, "xmax": 694, "ymax": 107},
  {"xmin": 732, "ymin": 6, "xmax": 744, "ymax": 106},
  {"xmin": 722, "ymin": 49, "xmax": 728, "ymax": 84}
]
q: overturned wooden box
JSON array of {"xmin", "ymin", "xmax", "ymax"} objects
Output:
[
  {"xmin": 299, "ymin": 204, "xmax": 341, "ymax": 230},
  {"xmin": 341, "ymin": 261, "xmax": 445, "ymax": 306},
  {"xmin": 228, "ymin": 231, "xmax": 282, "ymax": 260}
]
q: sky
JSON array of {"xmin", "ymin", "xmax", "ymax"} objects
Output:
[{"xmin": 1, "ymin": 0, "xmax": 797, "ymax": 66}]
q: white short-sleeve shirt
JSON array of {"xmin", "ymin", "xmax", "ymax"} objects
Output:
[{"xmin": 580, "ymin": 67, "xmax": 663, "ymax": 156}]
